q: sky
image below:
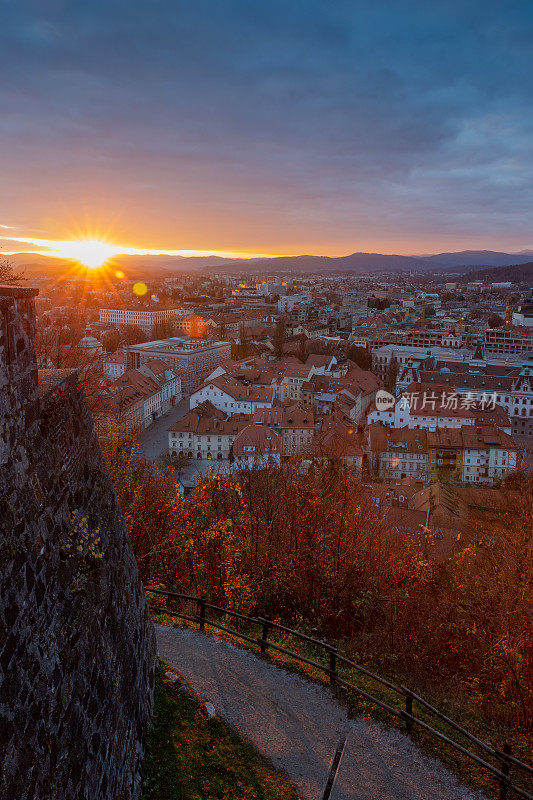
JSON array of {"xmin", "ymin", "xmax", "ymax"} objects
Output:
[{"xmin": 1, "ymin": 0, "xmax": 533, "ymax": 258}]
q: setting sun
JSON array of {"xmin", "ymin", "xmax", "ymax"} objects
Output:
[{"xmin": 55, "ymin": 238, "xmax": 117, "ymax": 269}]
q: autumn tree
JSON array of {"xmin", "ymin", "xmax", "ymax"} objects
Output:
[
  {"xmin": 297, "ymin": 332, "xmax": 308, "ymax": 363},
  {"xmin": 101, "ymin": 329, "xmax": 121, "ymax": 353},
  {"xmin": 488, "ymin": 313, "xmax": 504, "ymax": 328},
  {"xmin": 347, "ymin": 345, "xmax": 372, "ymax": 370},
  {"xmin": 152, "ymin": 319, "xmax": 178, "ymax": 340},
  {"xmin": 273, "ymin": 320, "xmax": 286, "ymax": 359},
  {"xmin": 103, "ymin": 440, "xmax": 533, "ymax": 741},
  {"xmin": 385, "ymin": 356, "xmax": 399, "ymax": 391}
]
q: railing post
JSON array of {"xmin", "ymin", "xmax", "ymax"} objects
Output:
[
  {"xmin": 499, "ymin": 742, "xmax": 511, "ymax": 800},
  {"xmin": 403, "ymin": 687, "xmax": 413, "ymax": 734},
  {"xmin": 258, "ymin": 617, "xmax": 270, "ymax": 655},
  {"xmin": 198, "ymin": 595, "xmax": 206, "ymax": 632},
  {"xmin": 328, "ymin": 647, "xmax": 337, "ymax": 685}
]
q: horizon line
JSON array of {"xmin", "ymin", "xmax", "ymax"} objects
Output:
[{"xmin": 3, "ymin": 234, "xmax": 533, "ymax": 262}]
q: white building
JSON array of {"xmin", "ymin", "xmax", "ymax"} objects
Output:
[
  {"xmin": 400, "ymin": 356, "xmax": 533, "ymax": 437},
  {"xmin": 512, "ymin": 290, "xmax": 533, "ymax": 328},
  {"xmin": 372, "ymin": 344, "xmax": 473, "ymax": 381},
  {"xmin": 111, "ymin": 361, "xmax": 181, "ymax": 429},
  {"xmin": 367, "ymin": 423, "xmax": 517, "ymax": 484},
  {"xmin": 190, "ymin": 375, "xmax": 275, "ymax": 414},
  {"xmin": 367, "ymin": 390, "xmax": 511, "ymax": 434},
  {"xmin": 99, "ymin": 307, "xmax": 182, "ymax": 335},
  {"xmin": 427, "ymin": 427, "xmax": 518, "ymax": 485},
  {"xmin": 137, "ymin": 359, "xmax": 182, "ymax": 415},
  {"xmin": 103, "ymin": 350, "xmax": 126, "ymax": 378},
  {"xmin": 366, "ymin": 425, "xmax": 429, "ymax": 481},
  {"xmin": 461, "ymin": 442, "xmax": 517, "ymax": 484}
]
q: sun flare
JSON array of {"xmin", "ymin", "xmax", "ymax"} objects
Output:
[{"xmin": 54, "ymin": 238, "xmax": 117, "ymax": 269}]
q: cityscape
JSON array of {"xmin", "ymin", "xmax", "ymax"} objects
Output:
[
  {"xmin": 1, "ymin": 2, "xmax": 532, "ymax": 800},
  {"xmin": 20, "ymin": 263, "xmax": 533, "ymax": 500}
]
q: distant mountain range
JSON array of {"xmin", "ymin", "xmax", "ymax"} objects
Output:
[
  {"xmin": 419, "ymin": 250, "xmax": 533, "ymax": 268},
  {"xmin": 5, "ymin": 248, "xmax": 533, "ymax": 278},
  {"xmin": 204, "ymin": 249, "xmax": 533, "ymax": 273}
]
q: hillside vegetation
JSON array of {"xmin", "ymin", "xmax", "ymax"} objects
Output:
[{"xmin": 102, "ymin": 425, "xmax": 532, "ymax": 759}]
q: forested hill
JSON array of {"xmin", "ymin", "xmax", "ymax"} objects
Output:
[{"xmin": 465, "ymin": 261, "xmax": 533, "ymax": 284}]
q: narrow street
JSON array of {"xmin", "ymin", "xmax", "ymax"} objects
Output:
[{"xmin": 138, "ymin": 396, "xmax": 190, "ymax": 461}]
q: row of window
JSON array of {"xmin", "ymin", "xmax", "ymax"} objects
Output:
[
  {"xmin": 172, "ymin": 442, "xmax": 224, "ymax": 451},
  {"xmin": 173, "ymin": 433, "xmax": 224, "ymax": 442}
]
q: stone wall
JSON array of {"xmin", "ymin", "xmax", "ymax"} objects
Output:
[{"xmin": 0, "ymin": 286, "xmax": 156, "ymax": 800}]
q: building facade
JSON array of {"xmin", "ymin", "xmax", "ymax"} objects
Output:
[
  {"xmin": 127, "ymin": 337, "xmax": 231, "ymax": 393},
  {"xmin": 168, "ymin": 402, "xmax": 250, "ymax": 460},
  {"xmin": 190, "ymin": 375, "xmax": 275, "ymax": 414}
]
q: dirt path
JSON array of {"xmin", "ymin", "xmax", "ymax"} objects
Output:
[{"xmin": 155, "ymin": 623, "xmax": 488, "ymax": 800}]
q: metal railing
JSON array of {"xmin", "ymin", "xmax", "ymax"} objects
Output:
[{"xmin": 147, "ymin": 587, "xmax": 533, "ymax": 800}]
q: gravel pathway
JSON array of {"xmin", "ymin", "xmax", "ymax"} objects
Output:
[{"xmin": 155, "ymin": 624, "xmax": 489, "ymax": 800}]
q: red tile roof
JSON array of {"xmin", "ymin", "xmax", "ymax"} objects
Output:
[{"xmin": 232, "ymin": 423, "xmax": 282, "ymax": 456}]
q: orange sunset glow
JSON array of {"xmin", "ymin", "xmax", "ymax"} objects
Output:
[{"xmin": 3, "ymin": 234, "xmax": 275, "ymax": 267}]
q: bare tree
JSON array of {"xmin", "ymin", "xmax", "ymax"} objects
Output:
[
  {"xmin": 0, "ymin": 258, "xmax": 24, "ymax": 285},
  {"xmin": 122, "ymin": 324, "xmax": 147, "ymax": 344},
  {"xmin": 34, "ymin": 324, "xmax": 113, "ymax": 414}
]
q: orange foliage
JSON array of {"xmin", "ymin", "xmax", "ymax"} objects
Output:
[{"xmin": 102, "ymin": 425, "xmax": 533, "ymax": 735}]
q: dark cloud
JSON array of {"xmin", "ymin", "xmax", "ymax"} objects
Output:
[{"xmin": 1, "ymin": 0, "xmax": 532, "ymax": 251}]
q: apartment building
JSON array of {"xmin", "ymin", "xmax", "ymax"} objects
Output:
[
  {"xmin": 402, "ymin": 358, "xmax": 533, "ymax": 437},
  {"xmin": 136, "ymin": 359, "xmax": 182, "ymax": 414},
  {"xmin": 371, "ymin": 344, "xmax": 472, "ymax": 380},
  {"xmin": 127, "ymin": 337, "xmax": 231, "ymax": 393},
  {"xmin": 302, "ymin": 322, "xmax": 330, "ymax": 339},
  {"xmin": 427, "ymin": 427, "xmax": 517, "ymax": 484},
  {"xmin": 313, "ymin": 412, "xmax": 364, "ymax": 471},
  {"xmin": 302, "ymin": 368, "xmax": 381, "ymax": 422},
  {"xmin": 367, "ymin": 383, "xmax": 511, "ymax": 433},
  {"xmin": 256, "ymin": 281, "xmax": 288, "ymax": 296},
  {"xmin": 366, "ymin": 425, "xmax": 429, "ymax": 481},
  {"xmin": 366, "ymin": 326, "xmax": 532, "ymax": 357},
  {"xmin": 253, "ymin": 406, "xmax": 315, "ymax": 456},
  {"xmin": 278, "ymin": 294, "xmax": 312, "ymax": 313},
  {"xmin": 280, "ymin": 364, "xmax": 316, "ymax": 401},
  {"xmin": 484, "ymin": 325, "xmax": 533, "ymax": 354},
  {"xmin": 107, "ymin": 368, "xmax": 181, "ymax": 432}
]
